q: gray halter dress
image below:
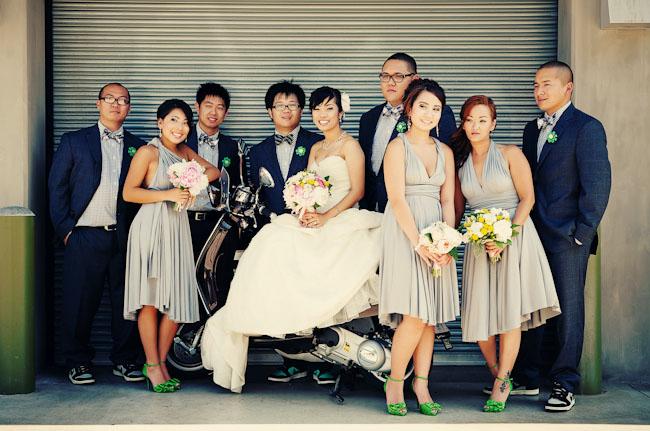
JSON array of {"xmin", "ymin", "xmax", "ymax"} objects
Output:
[
  {"xmin": 379, "ymin": 134, "xmax": 459, "ymax": 328},
  {"xmin": 459, "ymin": 141, "xmax": 560, "ymax": 342},
  {"xmin": 123, "ymin": 138, "xmax": 200, "ymax": 323}
]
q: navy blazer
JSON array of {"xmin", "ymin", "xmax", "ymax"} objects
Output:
[
  {"xmin": 186, "ymin": 128, "xmax": 244, "ymax": 187},
  {"xmin": 247, "ymin": 127, "xmax": 322, "ymax": 215},
  {"xmin": 358, "ymin": 103, "xmax": 456, "ymax": 212},
  {"xmin": 48, "ymin": 124, "xmax": 145, "ymax": 250},
  {"xmin": 522, "ymin": 104, "xmax": 611, "ymax": 254}
]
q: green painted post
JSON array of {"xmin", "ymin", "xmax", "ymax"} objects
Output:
[
  {"xmin": 0, "ymin": 206, "xmax": 35, "ymax": 394},
  {"xmin": 579, "ymin": 236, "xmax": 602, "ymax": 395}
]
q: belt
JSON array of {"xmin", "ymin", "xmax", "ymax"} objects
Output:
[
  {"xmin": 87, "ymin": 224, "xmax": 117, "ymax": 231},
  {"xmin": 188, "ymin": 210, "xmax": 219, "ymax": 222}
]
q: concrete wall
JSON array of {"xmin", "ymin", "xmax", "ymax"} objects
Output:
[
  {"xmin": 0, "ymin": 0, "xmax": 46, "ymax": 367},
  {"xmin": 560, "ymin": 0, "xmax": 650, "ymax": 380}
]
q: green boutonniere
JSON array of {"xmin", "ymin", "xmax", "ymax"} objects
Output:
[
  {"xmin": 295, "ymin": 146, "xmax": 306, "ymax": 157},
  {"xmin": 547, "ymin": 130, "xmax": 558, "ymax": 144},
  {"xmin": 221, "ymin": 156, "xmax": 231, "ymax": 168},
  {"xmin": 395, "ymin": 121, "xmax": 408, "ymax": 133},
  {"xmin": 127, "ymin": 146, "xmax": 137, "ymax": 157}
]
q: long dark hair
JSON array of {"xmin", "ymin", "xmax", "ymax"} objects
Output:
[
  {"xmin": 450, "ymin": 95, "xmax": 497, "ymax": 170},
  {"xmin": 156, "ymin": 98, "xmax": 193, "ymax": 126},
  {"xmin": 402, "ymin": 79, "xmax": 446, "ymax": 120}
]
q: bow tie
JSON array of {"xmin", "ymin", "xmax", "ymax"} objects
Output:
[
  {"xmin": 382, "ymin": 104, "xmax": 403, "ymax": 120},
  {"xmin": 537, "ymin": 114, "xmax": 556, "ymax": 130},
  {"xmin": 199, "ymin": 133, "xmax": 219, "ymax": 148},
  {"xmin": 102, "ymin": 128, "xmax": 123, "ymax": 141},
  {"xmin": 274, "ymin": 133, "xmax": 294, "ymax": 146}
]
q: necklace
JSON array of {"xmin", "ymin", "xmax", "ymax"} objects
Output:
[{"xmin": 321, "ymin": 131, "xmax": 346, "ymax": 152}]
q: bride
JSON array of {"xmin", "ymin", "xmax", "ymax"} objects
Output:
[{"xmin": 201, "ymin": 86, "xmax": 383, "ymax": 393}]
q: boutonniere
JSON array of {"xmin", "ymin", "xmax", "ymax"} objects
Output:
[
  {"xmin": 221, "ymin": 156, "xmax": 231, "ymax": 168},
  {"xmin": 295, "ymin": 146, "xmax": 306, "ymax": 157},
  {"xmin": 547, "ymin": 130, "xmax": 558, "ymax": 144},
  {"xmin": 395, "ymin": 121, "xmax": 408, "ymax": 133},
  {"xmin": 127, "ymin": 146, "xmax": 137, "ymax": 157}
]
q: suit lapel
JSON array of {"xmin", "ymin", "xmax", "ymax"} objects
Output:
[
  {"xmin": 536, "ymin": 104, "xmax": 576, "ymax": 171},
  {"xmin": 87, "ymin": 125, "xmax": 102, "ymax": 178},
  {"xmin": 261, "ymin": 138, "xmax": 285, "ymax": 186},
  {"xmin": 523, "ymin": 122, "xmax": 541, "ymax": 172},
  {"xmin": 186, "ymin": 128, "xmax": 198, "ymax": 153},
  {"xmin": 287, "ymin": 127, "xmax": 310, "ymax": 178}
]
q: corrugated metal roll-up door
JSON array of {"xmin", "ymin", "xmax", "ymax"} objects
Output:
[{"xmin": 51, "ymin": 0, "xmax": 557, "ymax": 366}]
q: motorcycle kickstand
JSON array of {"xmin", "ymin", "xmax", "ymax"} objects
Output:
[{"xmin": 329, "ymin": 373, "xmax": 345, "ymax": 405}]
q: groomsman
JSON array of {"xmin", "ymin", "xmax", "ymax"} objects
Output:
[
  {"xmin": 49, "ymin": 83, "xmax": 144, "ymax": 385},
  {"xmin": 247, "ymin": 80, "xmax": 322, "ymax": 383},
  {"xmin": 358, "ymin": 52, "xmax": 456, "ymax": 213},
  {"xmin": 186, "ymin": 82, "xmax": 243, "ymax": 309},
  {"xmin": 513, "ymin": 61, "xmax": 611, "ymax": 412}
]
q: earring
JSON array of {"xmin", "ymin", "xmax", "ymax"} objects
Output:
[{"xmin": 339, "ymin": 115, "xmax": 344, "ymax": 125}]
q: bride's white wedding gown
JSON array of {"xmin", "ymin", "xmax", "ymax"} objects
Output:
[{"xmin": 201, "ymin": 155, "xmax": 382, "ymax": 392}]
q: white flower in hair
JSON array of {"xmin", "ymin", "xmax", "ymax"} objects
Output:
[{"xmin": 340, "ymin": 92, "xmax": 351, "ymax": 113}]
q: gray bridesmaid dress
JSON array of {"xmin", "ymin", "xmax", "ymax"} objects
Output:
[
  {"xmin": 459, "ymin": 141, "xmax": 560, "ymax": 342},
  {"xmin": 379, "ymin": 134, "xmax": 459, "ymax": 328},
  {"xmin": 123, "ymin": 138, "xmax": 200, "ymax": 324}
]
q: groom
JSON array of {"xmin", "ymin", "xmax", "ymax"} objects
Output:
[
  {"xmin": 513, "ymin": 61, "xmax": 611, "ymax": 412},
  {"xmin": 247, "ymin": 80, "xmax": 322, "ymax": 383}
]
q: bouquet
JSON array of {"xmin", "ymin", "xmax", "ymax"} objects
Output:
[
  {"xmin": 167, "ymin": 159, "xmax": 209, "ymax": 211},
  {"xmin": 461, "ymin": 208, "xmax": 519, "ymax": 262},
  {"xmin": 283, "ymin": 170, "xmax": 333, "ymax": 218},
  {"xmin": 418, "ymin": 221, "xmax": 464, "ymax": 277}
]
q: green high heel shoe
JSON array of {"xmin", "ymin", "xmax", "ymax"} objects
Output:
[
  {"xmin": 161, "ymin": 362, "xmax": 181, "ymax": 390},
  {"xmin": 383, "ymin": 375, "xmax": 407, "ymax": 416},
  {"xmin": 411, "ymin": 375, "xmax": 442, "ymax": 416},
  {"xmin": 142, "ymin": 363, "xmax": 176, "ymax": 393},
  {"xmin": 483, "ymin": 376, "xmax": 513, "ymax": 412}
]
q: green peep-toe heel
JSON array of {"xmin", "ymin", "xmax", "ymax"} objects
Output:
[
  {"xmin": 483, "ymin": 376, "xmax": 513, "ymax": 412},
  {"xmin": 383, "ymin": 375, "xmax": 407, "ymax": 416},
  {"xmin": 142, "ymin": 363, "xmax": 176, "ymax": 393},
  {"xmin": 411, "ymin": 375, "xmax": 442, "ymax": 416}
]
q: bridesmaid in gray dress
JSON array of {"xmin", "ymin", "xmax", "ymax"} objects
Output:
[
  {"xmin": 123, "ymin": 99, "xmax": 219, "ymax": 392},
  {"xmin": 379, "ymin": 79, "xmax": 458, "ymax": 416},
  {"xmin": 452, "ymin": 96, "xmax": 560, "ymax": 412}
]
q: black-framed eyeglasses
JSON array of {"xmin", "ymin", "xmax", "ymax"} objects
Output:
[
  {"xmin": 379, "ymin": 72, "xmax": 415, "ymax": 83},
  {"xmin": 100, "ymin": 95, "xmax": 130, "ymax": 106},
  {"xmin": 272, "ymin": 103, "xmax": 301, "ymax": 112}
]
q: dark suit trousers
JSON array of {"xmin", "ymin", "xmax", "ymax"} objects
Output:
[
  {"xmin": 62, "ymin": 227, "xmax": 139, "ymax": 367},
  {"xmin": 188, "ymin": 213, "xmax": 237, "ymax": 311},
  {"xmin": 514, "ymin": 241, "xmax": 591, "ymax": 392}
]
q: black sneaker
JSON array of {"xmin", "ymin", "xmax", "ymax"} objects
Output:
[
  {"xmin": 113, "ymin": 363, "xmax": 145, "ymax": 382},
  {"xmin": 482, "ymin": 380, "xmax": 540, "ymax": 396},
  {"xmin": 545, "ymin": 382, "xmax": 575, "ymax": 412},
  {"xmin": 68, "ymin": 365, "xmax": 95, "ymax": 385}
]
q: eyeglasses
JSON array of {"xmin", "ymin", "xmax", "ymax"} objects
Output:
[
  {"xmin": 379, "ymin": 72, "xmax": 415, "ymax": 83},
  {"xmin": 272, "ymin": 103, "xmax": 301, "ymax": 112},
  {"xmin": 100, "ymin": 95, "xmax": 130, "ymax": 106}
]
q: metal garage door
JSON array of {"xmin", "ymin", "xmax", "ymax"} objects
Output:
[{"xmin": 50, "ymin": 0, "xmax": 557, "ymax": 365}]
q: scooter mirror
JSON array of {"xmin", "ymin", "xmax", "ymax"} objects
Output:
[
  {"xmin": 219, "ymin": 167, "xmax": 231, "ymax": 211},
  {"xmin": 258, "ymin": 167, "xmax": 275, "ymax": 188}
]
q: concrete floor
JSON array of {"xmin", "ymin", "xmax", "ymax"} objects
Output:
[{"xmin": 1, "ymin": 366, "xmax": 649, "ymax": 426}]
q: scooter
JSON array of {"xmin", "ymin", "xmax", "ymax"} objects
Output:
[{"xmin": 167, "ymin": 141, "xmax": 427, "ymax": 402}]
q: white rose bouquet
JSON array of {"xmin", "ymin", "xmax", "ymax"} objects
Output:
[
  {"xmin": 418, "ymin": 221, "xmax": 464, "ymax": 277},
  {"xmin": 167, "ymin": 159, "xmax": 209, "ymax": 211},
  {"xmin": 461, "ymin": 208, "xmax": 519, "ymax": 262},
  {"xmin": 283, "ymin": 170, "xmax": 333, "ymax": 219}
]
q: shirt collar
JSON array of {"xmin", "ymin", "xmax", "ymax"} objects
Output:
[
  {"xmin": 197, "ymin": 124, "xmax": 219, "ymax": 141},
  {"xmin": 546, "ymin": 101, "xmax": 572, "ymax": 122},
  {"xmin": 97, "ymin": 120, "xmax": 124, "ymax": 137},
  {"xmin": 274, "ymin": 125, "xmax": 300, "ymax": 142}
]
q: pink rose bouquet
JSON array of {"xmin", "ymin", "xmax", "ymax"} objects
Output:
[{"xmin": 167, "ymin": 159, "xmax": 209, "ymax": 211}]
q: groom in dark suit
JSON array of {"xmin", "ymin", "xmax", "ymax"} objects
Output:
[
  {"xmin": 246, "ymin": 80, "xmax": 322, "ymax": 383},
  {"xmin": 513, "ymin": 61, "xmax": 611, "ymax": 412},
  {"xmin": 49, "ymin": 83, "xmax": 145, "ymax": 385},
  {"xmin": 358, "ymin": 52, "xmax": 456, "ymax": 213}
]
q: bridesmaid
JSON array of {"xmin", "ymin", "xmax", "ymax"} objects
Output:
[
  {"xmin": 122, "ymin": 99, "xmax": 219, "ymax": 392},
  {"xmin": 452, "ymin": 95, "xmax": 560, "ymax": 412},
  {"xmin": 379, "ymin": 79, "xmax": 458, "ymax": 416}
]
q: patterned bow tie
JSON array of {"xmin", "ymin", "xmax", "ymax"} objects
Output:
[
  {"xmin": 199, "ymin": 133, "xmax": 219, "ymax": 148},
  {"xmin": 102, "ymin": 128, "xmax": 123, "ymax": 141},
  {"xmin": 382, "ymin": 104, "xmax": 404, "ymax": 120},
  {"xmin": 274, "ymin": 133, "xmax": 294, "ymax": 146},
  {"xmin": 537, "ymin": 114, "xmax": 556, "ymax": 130}
]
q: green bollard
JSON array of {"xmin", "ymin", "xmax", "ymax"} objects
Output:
[
  {"xmin": 579, "ymin": 237, "xmax": 602, "ymax": 395},
  {"xmin": 0, "ymin": 206, "xmax": 35, "ymax": 394}
]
